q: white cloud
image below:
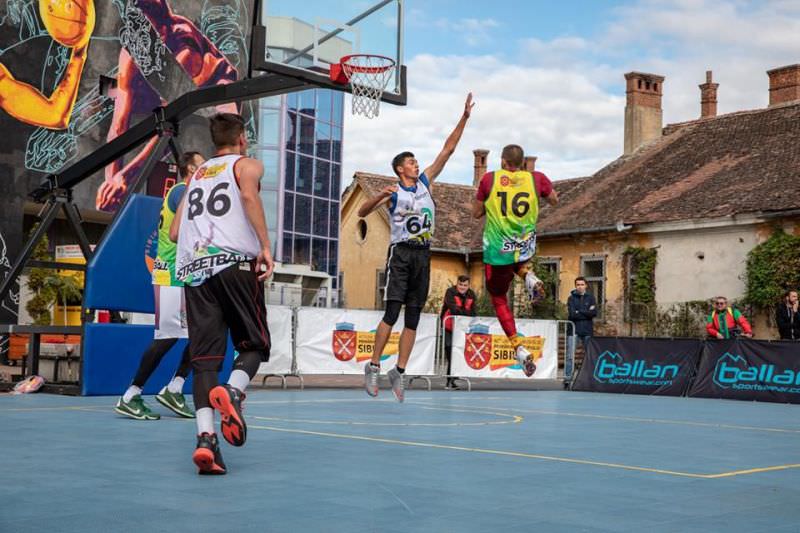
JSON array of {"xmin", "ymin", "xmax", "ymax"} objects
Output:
[
  {"xmin": 340, "ymin": 0, "xmax": 800, "ymax": 190},
  {"xmin": 342, "ymin": 53, "xmax": 623, "ymax": 186}
]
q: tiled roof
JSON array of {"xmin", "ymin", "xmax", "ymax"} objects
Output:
[
  {"xmin": 538, "ymin": 102, "xmax": 800, "ymax": 232},
  {"xmin": 347, "ymin": 102, "xmax": 800, "ymax": 248}
]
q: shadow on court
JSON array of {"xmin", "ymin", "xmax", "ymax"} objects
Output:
[{"xmin": 2, "ymin": 390, "xmax": 799, "ymax": 532}]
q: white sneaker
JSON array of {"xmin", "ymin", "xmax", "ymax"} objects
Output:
[
  {"xmin": 364, "ymin": 363, "xmax": 379, "ymax": 397},
  {"xmin": 525, "ymin": 271, "xmax": 544, "ymax": 303},
  {"xmin": 515, "ymin": 345, "xmax": 537, "ymax": 377},
  {"xmin": 387, "ymin": 367, "xmax": 405, "ymax": 403}
]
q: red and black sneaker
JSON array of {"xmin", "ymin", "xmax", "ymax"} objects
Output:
[
  {"xmin": 209, "ymin": 384, "xmax": 247, "ymax": 447},
  {"xmin": 193, "ymin": 432, "xmax": 227, "ymax": 475}
]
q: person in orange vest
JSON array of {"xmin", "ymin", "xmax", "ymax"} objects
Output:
[
  {"xmin": 706, "ymin": 296, "xmax": 753, "ymax": 339},
  {"xmin": 440, "ymin": 275, "xmax": 476, "ymax": 389}
]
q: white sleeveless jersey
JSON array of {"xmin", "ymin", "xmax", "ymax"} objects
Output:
[
  {"xmin": 389, "ymin": 173, "xmax": 436, "ymax": 245},
  {"xmin": 176, "ymin": 154, "xmax": 261, "ymax": 285}
]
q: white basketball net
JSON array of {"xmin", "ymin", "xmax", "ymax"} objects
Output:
[{"xmin": 341, "ymin": 56, "xmax": 395, "ymax": 119}]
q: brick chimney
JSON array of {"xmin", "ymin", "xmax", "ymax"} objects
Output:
[
  {"xmin": 624, "ymin": 72, "xmax": 665, "ymax": 155},
  {"xmin": 699, "ymin": 70, "xmax": 719, "ymax": 119},
  {"xmin": 767, "ymin": 64, "xmax": 800, "ymax": 107},
  {"xmin": 473, "ymin": 149, "xmax": 489, "ymax": 187},
  {"xmin": 523, "ymin": 156, "xmax": 537, "ymax": 172}
]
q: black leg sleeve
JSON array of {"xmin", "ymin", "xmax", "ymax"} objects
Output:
[
  {"xmin": 233, "ymin": 350, "xmax": 262, "ymax": 380},
  {"xmin": 132, "ymin": 338, "xmax": 178, "ymax": 388}
]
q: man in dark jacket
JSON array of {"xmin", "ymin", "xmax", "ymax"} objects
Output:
[
  {"xmin": 776, "ymin": 290, "xmax": 800, "ymax": 340},
  {"xmin": 567, "ymin": 277, "xmax": 597, "ymax": 343},
  {"xmin": 440, "ymin": 275, "xmax": 476, "ymax": 389}
]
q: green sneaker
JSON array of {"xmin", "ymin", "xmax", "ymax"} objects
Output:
[
  {"xmin": 156, "ymin": 390, "xmax": 195, "ymax": 418},
  {"xmin": 114, "ymin": 395, "xmax": 161, "ymax": 420}
]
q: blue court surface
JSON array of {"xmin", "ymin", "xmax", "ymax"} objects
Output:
[{"xmin": 2, "ymin": 389, "xmax": 799, "ymax": 532}]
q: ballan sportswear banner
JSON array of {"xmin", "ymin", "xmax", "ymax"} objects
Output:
[
  {"xmin": 572, "ymin": 337, "xmax": 702, "ymax": 396},
  {"xmin": 690, "ymin": 339, "xmax": 800, "ymax": 404}
]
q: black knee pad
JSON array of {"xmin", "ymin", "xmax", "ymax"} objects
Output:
[
  {"xmin": 382, "ymin": 300, "xmax": 402, "ymax": 326},
  {"xmin": 404, "ymin": 306, "xmax": 422, "ymax": 331}
]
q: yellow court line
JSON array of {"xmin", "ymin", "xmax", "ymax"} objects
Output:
[
  {"xmin": 248, "ymin": 423, "xmax": 719, "ymax": 478},
  {"xmin": 249, "ymin": 406, "xmax": 522, "ymax": 427},
  {"xmin": 432, "ymin": 404, "xmax": 800, "ymax": 435},
  {"xmin": 249, "ymin": 423, "xmax": 800, "ymax": 479}
]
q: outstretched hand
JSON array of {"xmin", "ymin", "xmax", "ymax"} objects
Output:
[
  {"xmin": 463, "ymin": 92, "xmax": 475, "ymax": 119},
  {"xmin": 381, "ymin": 185, "xmax": 399, "ymax": 197}
]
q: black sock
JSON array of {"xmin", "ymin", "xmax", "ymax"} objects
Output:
[
  {"xmin": 370, "ymin": 362, "xmax": 380, "ymax": 369},
  {"xmin": 396, "ymin": 366, "xmax": 405, "ymax": 374}
]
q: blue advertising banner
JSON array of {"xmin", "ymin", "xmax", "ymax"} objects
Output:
[
  {"xmin": 572, "ymin": 337, "xmax": 703, "ymax": 396},
  {"xmin": 690, "ymin": 339, "xmax": 800, "ymax": 404}
]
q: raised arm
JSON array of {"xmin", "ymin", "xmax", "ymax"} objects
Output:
[
  {"xmin": 0, "ymin": 45, "xmax": 88, "ymax": 129},
  {"xmin": 423, "ymin": 93, "xmax": 474, "ymax": 182},
  {"xmin": 357, "ymin": 185, "xmax": 397, "ymax": 218}
]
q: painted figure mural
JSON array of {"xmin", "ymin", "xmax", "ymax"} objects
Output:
[{"xmin": 0, "ymin": 0, "xmax": 256, "ymax": 323}]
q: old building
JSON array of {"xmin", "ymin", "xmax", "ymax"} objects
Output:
[{"xmin": 339, "ymin": 64, "xmax": 800, "ymax": 337}]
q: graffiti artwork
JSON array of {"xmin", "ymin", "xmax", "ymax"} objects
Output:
[{"xmin": 0, "ymin": 0, "xmax": 256, "ymax": 321}]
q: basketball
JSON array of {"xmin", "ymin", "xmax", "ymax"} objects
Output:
[{"xmin": 39, "ymin": 0, "xmax": 95, "ymax": 48}]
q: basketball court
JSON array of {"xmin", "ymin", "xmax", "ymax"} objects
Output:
[
  {"xmin": 2, "ymin": 2, "xmax": 799, "ymax": 532},
  {"xmin": 2, "ymin": 389, "xmax": 799, "ymax": 532}
]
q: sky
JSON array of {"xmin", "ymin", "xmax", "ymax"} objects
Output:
[{"xmin": 331, "ymin": 0, "xmax": 800, "ymax": 186}]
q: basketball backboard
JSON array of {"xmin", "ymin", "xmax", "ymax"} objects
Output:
[{"xmin": 250, "ymin": 0, "xmax": 406, "ymax": 106}]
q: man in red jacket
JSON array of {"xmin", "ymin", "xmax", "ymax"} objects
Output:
[
  {"xmin": 706, "ymin": 296, "xmax": 753, "ymax": 339},
  {"xmin": 440, "ymin": 275, "xmax": 476, "ymax": 389}
]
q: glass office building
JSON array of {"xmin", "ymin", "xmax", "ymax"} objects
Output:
[{"xmin": 255, "ymin": 88, "xmax": 344, "ymax": 302}]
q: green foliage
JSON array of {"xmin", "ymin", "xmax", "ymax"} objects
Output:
[
  {"xmin": 624, "ymin": 246, "xmax": 657, "ymax": 306},
  {"xmin": 25, "ymin": 229, "xmax": 84, "ymax": 325},
  {"xmin": 26, "ymin": 230, "xmax": 54, "ymax": 325},
  {"xmin": 638, "ymin": 300, "xmax": 709, "ymax": 338},
  {"xmin": 744, "ymin": 229, "xmax": 800, "ymax": 308}
]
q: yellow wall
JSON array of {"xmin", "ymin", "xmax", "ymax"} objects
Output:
[
  {"xmin": 340, "ymin": 187, "xmax": 392, "ymax": 309},
  {"xmin": 538, "ymin": 232, "xmax": 652, "ymax": 335}
]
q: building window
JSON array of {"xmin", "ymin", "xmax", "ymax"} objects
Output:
[
  {"xmin": 376, "ymin": 269, "xmax": 387, "ymax": 309},
  {"xmin": 581, "ymin": 256, "xmax": 605, "ymax": 319},
  {"xmin": 357, "ymin": 219, "xmax": 367, "ymax": 242},
  {"xmin": 538, "ymin": 258, "xmax": 560, "ymax": 302}
]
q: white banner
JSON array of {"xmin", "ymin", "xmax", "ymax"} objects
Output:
[
  {"xmin": 296, "ymin": 307, "xmax": 437, "ymax": 375},
  {"xmin": 451, "ymin": 316, "xmax": 558, "ymax": 379},
  {"xmin": 258, "ymin": 305, "xmax": 294, "ymax": 374}
]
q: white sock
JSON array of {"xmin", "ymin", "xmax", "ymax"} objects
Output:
[
  {"xmin": 196, "ymin": 407, "xmax": 214, "ymax": 435},
  {"xmin": 167, "ymin": 376, "xmax": 185, "ymax": 394},
  {"xmin": 228, "ymin": 369, "xmax": 251, "ymax": 393},
  {"xmin": 123, "ymin": 385, "xmax": 141, "ymax": 403}
]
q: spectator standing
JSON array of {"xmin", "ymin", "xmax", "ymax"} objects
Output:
[
  {"xmin": 567, "ymin": 277, "xmax": 597, "ymax": 346},
  {"xmin": 440, "ymin": 275, "xmax": 476, "ymax": 389},
  {"xmin": 776, "ymin": 290, "xmax": 800, "ymax": 340}
]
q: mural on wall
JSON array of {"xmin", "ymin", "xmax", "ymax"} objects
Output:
[{"xmin": 0, "ymin": 0, "xmax": 256, "ymax": 323}]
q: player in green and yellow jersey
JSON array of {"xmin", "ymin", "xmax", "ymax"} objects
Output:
[
  {"xmin": 115, "ymin": 152, "xmax": 205, "ymax": 420},
  {"xmin": 472, "ymin": 144, "xmax": 558, "ymax": 376}
]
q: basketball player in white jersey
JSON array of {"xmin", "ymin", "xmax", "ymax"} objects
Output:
[
  {"xmin": 358, "ymin": 93, "xmax": 474, "ymax": 402},
  {"xmin": 170, "ymin": 113, "xmax": 274, "ymax": 475}
]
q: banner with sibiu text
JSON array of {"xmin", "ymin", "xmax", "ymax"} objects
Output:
[
  {"xmin": 571, "ymin": 337, "xmax": 702, "ymax": 396},
  {"xmin": 689, "ymin": 339, "xmax": 800, "ymax": 404}
]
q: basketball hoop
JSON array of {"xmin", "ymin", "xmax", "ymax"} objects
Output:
[{"xmin": 330, "ymin": 54, "xmax": 396, "ymax": 119}]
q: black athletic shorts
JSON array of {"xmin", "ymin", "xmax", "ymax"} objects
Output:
[
  {"xmin": 383, "ymin": 242, "xmax": 431, "ymax": 307},
  {"xmin": 185, "ymin": 262, "xmax": 270, "ymax": 371}
]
